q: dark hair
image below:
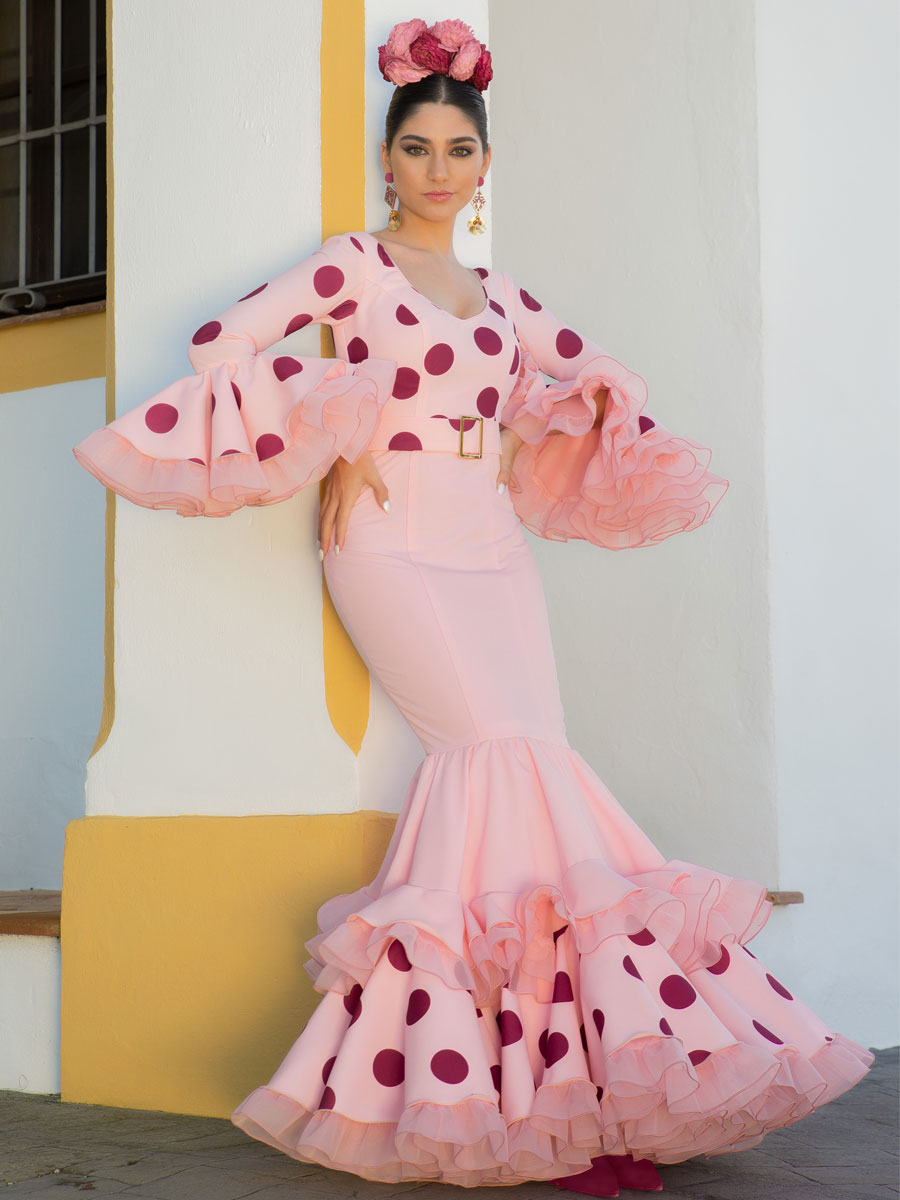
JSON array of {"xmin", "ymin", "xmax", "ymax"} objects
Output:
[{"xmin": 384, "ymin": 73, "xmax": 489, "ymax": 154}]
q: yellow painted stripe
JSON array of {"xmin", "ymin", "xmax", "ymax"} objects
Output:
[
  {"xmin": 0, "ymin": 308, "xmax": 106, "ymax": 393},
  {"xmin": 319, "ymin": 0, "xmax": 370, "ymax": 755}
]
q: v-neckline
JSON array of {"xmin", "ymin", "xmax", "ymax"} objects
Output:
[{"xmin": 361, "ymin": 231, "xmax": 490, "ymax": 323}]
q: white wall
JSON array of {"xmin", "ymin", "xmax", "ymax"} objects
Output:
[
  {"xmin": 756, "ymin": 0, "xmax": 898, "ymax": 1045},
  {"xmin": 488, "ymin": 0, "xmax": 897, "ymax": 1045},
  {"xmin": 0, "ymin": 378, "xmax": 106, "ymax": 887}
]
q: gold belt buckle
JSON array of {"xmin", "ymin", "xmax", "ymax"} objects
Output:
[{"xmin": 458, "ymin": 415, "xmax": 483, "ymax": 458}]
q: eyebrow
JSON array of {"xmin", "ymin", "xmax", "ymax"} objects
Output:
[{"xmin": 398, "ymin": 134, "xmax": 479, "ymax": 145}]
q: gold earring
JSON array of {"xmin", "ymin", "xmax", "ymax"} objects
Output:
[
  {"xmin": 384, "ymin": 173, "xmax": 401, "ymax": 231},
  {"xmin": 468, "ymin": 175, "xmax": 487, "ymax": 235}
]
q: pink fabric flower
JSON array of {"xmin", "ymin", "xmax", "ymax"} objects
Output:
[
  {"xmin": 448, "ymin": 37, "xmax": 483, "ymax": 80},
  {"xmin": 409, "ymin": 31, "xmax": 452, "ymax": 73},
  {"xmin": 378, "ymin": 17, "xmax": 432, "ymax": 86}
]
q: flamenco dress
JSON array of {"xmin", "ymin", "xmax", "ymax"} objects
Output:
[{"xmin": 72, "ymin": 230, "xmax": 875, "ymax": 1187}]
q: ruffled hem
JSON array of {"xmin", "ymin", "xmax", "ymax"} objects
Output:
[
  {"xmin": 72, "ymin": 353, "xmax": 398, "ymax": 517},
  {"xmin": 228, "ymin": 736, "xmax": 874, "ymax": 1185},
  {"xmin": 230, "ymin": 1029, "xmax": 874, "ymax": 1186},
  {"xmin": 501, "ymin": 349, "xmax": 729, "ymax": 549}
]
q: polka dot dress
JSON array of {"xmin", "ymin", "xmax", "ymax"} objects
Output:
[{"xmin": 71, "ymin": 231, "xmax": 874, "ymax": 1185}]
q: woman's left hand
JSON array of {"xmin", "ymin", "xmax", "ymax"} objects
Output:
[{"xmin": 496, "ymin": 425, "xmax": 524, "ymax": 494}]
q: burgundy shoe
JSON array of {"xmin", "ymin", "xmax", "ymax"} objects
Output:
[
  {"xmin": 549, "ymin": 1155, "xmax": 620, "ymax": 1198},
  {"xmin": 602, "ymin": 1152, "xmax": 665, "ymax": 1192}
]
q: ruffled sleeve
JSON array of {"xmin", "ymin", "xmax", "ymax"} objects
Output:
[
  {"xmin": 72, "ymin": 233, "xmax": 398, "ymax": 517},
  {"xmin": 495, "ymin": 271, "xmax": 729, "ymax": 550}
]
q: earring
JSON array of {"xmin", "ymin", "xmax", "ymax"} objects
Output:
[
  {"xmin": 384, "ymin": 172, "xmax": 400, "ymax": 231},
  {"xmin": 468, "ymin": 175, "xmax": 486, "ymax": 235}
]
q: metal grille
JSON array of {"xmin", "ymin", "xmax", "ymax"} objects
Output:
[{"xmin": 0, "ymin": 0, "xmax": 106, "ymax": 319}]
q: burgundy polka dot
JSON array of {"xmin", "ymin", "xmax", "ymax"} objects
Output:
[
  {"xmin": 766, "ymin": 973, "xmax": 794, "ymax": 1001},
  {"xmin": 377, "ymin": 243, "xmax": 395, "ymax": 268},
  {"xmin": 753, "ymin": 1020, "xmax": 784, "ymax": 1045},
  {"xmin": 475, "ymin": 1007, "xmax": 483, "ymax": 1018},
  {"xmin": 592, "ymin": 1008, "xmax": 605, "ymax": 1039},
  {"xmin": 473, "ymin": 326, "xmax": 503, "ymax": 355},
  {"xmin": 343, "ymin": 982, "xmax": 362, "ymax": 1021},
  {"xmin": 639, "ymin": 415, "xmax": 656, "ymax": 434},
  {"xmin": 552, "ymin": 971, "xmax": 574, "ymax": 1003},
  {"xmin": 707, "ymin": 946, "xmax": 731, "ymax": 975},
  {"xmin": 322, "ymin": 1055, "xmax": 336, "ymax": 1083},
  {"xmin": 659, "ymin": 976, "xmax": 697, "ymax": 1010},
  {"xmin": 406, "ymin": 988, "xmax": 431, "ymax": 1025},
  {"xmin": 231, "ymin": 381, "xmax": 242, "ymax": 409},
  {"xmin": 313, "ymin": 265, "xmax": 344, "ymax": 297},
  {"xmin": 628, "ymin": 928, "xmax": 656, "ymax": 946},
  {"xmin": 556, "ymin": 328, "xmax": 584, "ymax": 358},
  {"xmin": 219, "ymin": 448, "xmax": 240, "ymax": 457},
  {"xmin": 538, "ymin": 1029, "xmax": 569, "ymax": 1068},
  {"xmin": 519, "ymin": 288, "xmax": 542, "ymax": 312},
  {"xmin": 319, "ymin": 1086, "xmax": 335, "ymax": 1109},
  {"xmin": 395, "ymin": 304, "xmax": 419, "ymax": 325},
  {"xmin": 431, "ymin": 1049, "xmax": 469, "ymax": 1084},
  {"xmin": 596, "ymin": 1084, "xmax": 604, "ymax": 1103},
  {"xmin": 490, "ymin": 1063, "xmax": 502, "ymax": 1092},
  {"xmin": 145, "ymin": 403, "xmax": 178, "ymax": 434},
  {"xmin": 273, "ymin": 356, "xmax": 303, "ymax": 381},
  {"xmin": 256, "ymin": 432, "xmax": 285, "ymax": 461},
  {"xmin": 372, "ymin": 1048, "xmax": 405, "ymax": 1086},
  {"xmin": 489, "ymin": 299, "xmax": 505, "ymax": 317},
  {"xmin": 388, "ymin": 432, "xmax": 423, "ymax": 451},
  {"xmin": 509, "ymin": 344, "xmax": 520, "ymax": 375},
  {"xmin": 579, "ymin": 1023, "xmax": 588, "ymax": 1052},
  {"xmin": 187, "ymin": 457, "xmax": 205, "ymax": 465},
  {"xmin": 329, "ymin": 299, "xmax": 358, "ymax": 320},
  {"xmin": 424, "ymin": 343, "xmax": 454, "ymax": 375},
  {"xmin": 347, "ymin": 336, "xmax": 369, "ymax": 363},
  {"xmin": 825, "ymin": 1034, "xmax": 834, "ymax": 1041},
  {"xmin": 659, "ymin": 1018, "xmax": 673, "ymax": 1035},
  {"xmin": 743, "ymin": 946, "xmax": 757, "ymax": 959},
  {"xmin": 350, "ymin": 236, "xmax": 364, "ymax": 253},
  {"xmin": 474, "ymin": 266, "xmax": 489, "ymax": 279},
  {"xmin": 443, "ymin": 416, "xmax": 478, "ymax": 432},
  {"xmin": 552, "ymin": 923, "xmax": 569, "ymax": 945},
  {"xmin": 623, "ymin": 955, "xmax": 642, "ymax": 980},
  {"xmin": 210, "ymin": 392, "xmax": 216, "ymax": 414},
  {"xmin": 688, "ymin": 1049, "xmax": 711, "ymax": 1066},
  {"xmin": 387, "ymin": 939, "xmax": 411, "ymax": 971},
  {"xmin": 285, "ymin": 313, "xmax": 312, "ymax": 336},
  {"xmin": 497, "ymin": 1010, "xmax": 523, "ymax": 1046},
  {"xmin": 392, "ymin": 367, "xmax": 420, "ymax": 399},
  {"xmin": 238, "ymin": 283, "xmax": 267, "ymax": 301},
  {"xmin": 192, "ymin": 320, "xmax": 221, "ymax": 345}
]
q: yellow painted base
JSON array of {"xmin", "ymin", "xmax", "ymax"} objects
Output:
[{"xmin": 60, "ymin": 812, "xmax": 396, "ymax": 1117}]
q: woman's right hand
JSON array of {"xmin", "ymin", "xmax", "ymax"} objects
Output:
[{"xmin": 318, "ymin": 450, "xmax": 390, "ymax": 559}]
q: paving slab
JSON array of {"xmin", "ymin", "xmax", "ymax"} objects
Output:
[{"xmin": 0, "ymin": 1045, "xmax": 896, "ymax": 1199}]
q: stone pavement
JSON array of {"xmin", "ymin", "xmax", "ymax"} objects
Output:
[{"xmin": 1, "ymin": 1047, "xmax": 897, "ymax": 1200}]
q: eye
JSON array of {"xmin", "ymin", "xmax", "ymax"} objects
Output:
[{"xmin": 401, "ymin": 146, "xmax": 474, "ymax": 156}]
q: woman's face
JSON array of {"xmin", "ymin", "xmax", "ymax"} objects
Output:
[{"xmin": 381, "ymin": 101, "xmax": 490, "ymax": 230}]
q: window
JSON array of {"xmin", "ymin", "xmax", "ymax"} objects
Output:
[{"xmin": 0, "ymin": 0, "xmax": 106, "ymax": 320}]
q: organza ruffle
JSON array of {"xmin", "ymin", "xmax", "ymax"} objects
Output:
[
  {"xmin": 72, "ymin": 353, "xmax": 398, "ymax": 517},
  {"xmin": 500, "ymin": 347, "xmax": 730, "ymax": 549},
  {"xmin": 229, "ymin": 736, "xmax": 874, "ymax": 1185}
]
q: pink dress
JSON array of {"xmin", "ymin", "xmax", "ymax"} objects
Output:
[{"xmin": 72, "ymin": 230, "xmax": 874, "ymax": 1186}]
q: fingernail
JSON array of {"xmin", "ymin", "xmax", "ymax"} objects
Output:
[
  {"xmin": 318, "ymin": 546, "xmax": 324, "ymax": 561},
  {"xmin": 497, "ymin": 481, "xmax": 506, "ymax": 495},
  {"xmin": 382, "ymin": 499, "xmax": 390, "ymax": 513},
  {"xmin": 335, "ymin": 543, "xmax": 341, "ymax": 554}
]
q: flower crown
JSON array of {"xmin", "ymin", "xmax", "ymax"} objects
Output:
[{"xmin": 377, "ymin": 18, "xmax": 493, "ymax": 92}]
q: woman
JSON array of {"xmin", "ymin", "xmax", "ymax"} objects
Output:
[{"xmin": 72, "ymin": 18, "xmax": 874, "ymax": 1197}]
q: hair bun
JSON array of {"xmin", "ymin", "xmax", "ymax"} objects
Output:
[{"xmin": 377, "ymin": 18, "xmax": 492, "ymax": 92}]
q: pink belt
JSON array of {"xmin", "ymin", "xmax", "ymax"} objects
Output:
[{"xmin": 367, "ymin": 413, "xmax": 501, "ymax": 458}]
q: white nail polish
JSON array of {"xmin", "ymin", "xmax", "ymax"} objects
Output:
[
  {"xmin": 497, "ymin": 481, "xmax": 506, "ymax": 495},
  {"xmin": 335, "ymin": 543, "xmax": 341, "ymax": 555},
  {"xmin": 382, "ymin": 499, "xmax": 391, "ymax": 513},
  {"xmin": 318, "ymin": 547, "xmax": 324, "ymax": 561}
]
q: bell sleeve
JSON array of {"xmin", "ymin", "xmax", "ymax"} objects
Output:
[
  {"xmin": 72, "ymin": 232, "xmax": 398, "ymax": 517},
  {"xmin": 496, "ymin": 271, "xmax": 729, "ymax": 550}
]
